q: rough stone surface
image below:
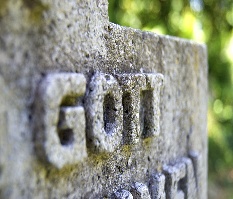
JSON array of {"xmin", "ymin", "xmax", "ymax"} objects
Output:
[
  {"xmin": 149, "ymin": 174, "xmax": 166, "ymax": 199},
  {"xmin": 112, "ymin": 189, "xmax": 133, "ymax": 199},
  {"xmin": 34, "ymin": 73, "xmax": 87, "ymax": 168},
  {"xmin": 163, "ymin": 162, "xmax": 186, "ymax": 199},
  {"xmin": 85, "ymin": 73, "xmax": 123, "ymax": 153},
  {"xmin": 130, "ymin": 182, "xmax": 151, "ymax": 199},
  {"xmin": 0, "ymin": 0, "xmax": 208, "ymax": 198}
]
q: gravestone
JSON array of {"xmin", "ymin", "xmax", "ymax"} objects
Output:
[{"xmin": 0, "ymin": 0, "xmax": 208, "ymax": 198}]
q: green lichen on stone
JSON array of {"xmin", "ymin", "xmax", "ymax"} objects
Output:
[{"xmin": 22, "ymin": 0, "xmax": 49, "ymax": 24}]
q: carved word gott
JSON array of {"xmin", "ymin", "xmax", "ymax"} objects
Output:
[{"xmin": 34, "ymin": 72, "xmax": 164, "ymax": 168}]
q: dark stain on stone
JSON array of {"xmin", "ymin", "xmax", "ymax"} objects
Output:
[{"xmin": 0, "ymin": 164, "xmax": 2, "ymax": 178}]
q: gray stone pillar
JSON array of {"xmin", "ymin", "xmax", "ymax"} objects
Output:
[{"xmin": 0, "ymin": 0, "xmax": 208, "ymax": 198}]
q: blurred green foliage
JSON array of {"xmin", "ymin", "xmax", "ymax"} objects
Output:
[{"xmin": 108, "ymin": 0, "xmax": 233, "ymax": 198}]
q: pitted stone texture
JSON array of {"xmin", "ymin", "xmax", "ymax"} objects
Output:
[
  {"xmin": 0, "ymin": 0, "xmax": 109, "ymax": 99},
  {"xmin": 141, "ymin": 73, "xmax": 164, "ymax": 138},
  {"xmin": 130, "ymin": 182, "xmax": 151, "ymax": 199},
  {"xmin": 85, "ymin": 73, "xmax": 123, "ymax": 153},
  {"xmin": 112, "ymin": 189, "xmax": 133, "ymax": 199},
  {"xmin": 115, "ymin": 73, "xmax": 164, "ymax": 144},
  {"xmin": 116, "ymin": 74, "xmax": 147, "ymax": 144},
  {"xmin": 149, "ymin": 174, "xmax": 166, "ymax": 199},
  {"xmin": 34, "ymin": 73, "xmax": 87, "ymax": 168}
]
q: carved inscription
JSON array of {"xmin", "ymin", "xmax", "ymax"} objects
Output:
[
  {"xmin": 116, "ymin": 74, "xmax": 147, "ymax": 144},
  {"xmin": 34, "ymin": 73, "xmax": 87, "ymax": 168},
  {"xmin": 130, "ymin": 182, "xmax": 151, "ymax": 199},
  {"xmin": 85, "ymin": 73, "xmax": 123, "ymax": 153},
  {"xmin": 149, "ymin": 174, "xmax": 166, "ymax": 199},
  {"xmin": 112, "ymin": 153, "xmax": 201, "ymax": 199},
  {"xmin": 116, "ymin": 73, "xmax": 164, "ymax": 144},
  {"xmin": 34, "ymin": 72, "xmax": 164, "ymax": 168},
  {"xmin": 34, "ymin": 72, "xmax": 202, "ymax": 198},
  {"xmin": 163, "ymin": 162, "xmax": 186, "ymax": 199},
  {"xmin": 112, "ymin": 190, "xmax": 133, "ymax": 199}
]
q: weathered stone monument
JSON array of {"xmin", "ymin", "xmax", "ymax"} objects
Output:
[{"xmin": 0, "ymin": 0, "xmax": 208, "ymax": 198}]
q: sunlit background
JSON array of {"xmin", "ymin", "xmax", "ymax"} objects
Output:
[{"xmin": 108, "ymin": 0, "xmax": 233, "ymax": 198}]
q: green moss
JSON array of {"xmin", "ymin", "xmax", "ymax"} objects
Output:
[
  {"xmin": 22, "ymin": 0, "xmax": 49, "ymax": 24},
  {"xmin": 142, "ymin": 137, "xmax": 153, "ymax": 146},
  {"xmin": 88, "ymin": 151, "xmax": 111, "ymax": 166},
  {"xmin": 61, "ymin": 95, "xmax": 78, "ymax": 106},
  {"xmin": 0, "ymin": 0, "xmax": 8, "ymax": 17},
  {"xmin": 121, "ymin": 145, "xmax": 132, "ymax": 155}
]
